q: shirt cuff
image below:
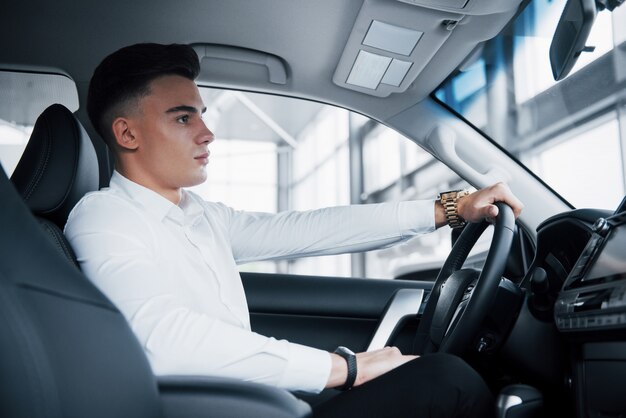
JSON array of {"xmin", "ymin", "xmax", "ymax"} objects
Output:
[
  {"xmin": 278, "ymin": 342, "xmax": 331, "ymax": 393},
  {"xmin": 397, "ymin": 199, "xmax": 436, "ymax": 235}
]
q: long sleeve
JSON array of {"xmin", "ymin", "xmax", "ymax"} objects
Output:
[{"xmin": 218, "ymin": 200, "xmax": 436, "ymax": 264}]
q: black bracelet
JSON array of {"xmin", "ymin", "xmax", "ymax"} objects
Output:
[{"xmin": 333, "ymin": 346, "xmax": 357, "ymax": 390}]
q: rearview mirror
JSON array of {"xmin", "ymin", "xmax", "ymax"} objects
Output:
[{"xmin": 549, "ymin": 0, "xmax": 597, "ymax": 81}]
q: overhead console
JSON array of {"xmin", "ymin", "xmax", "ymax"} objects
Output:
[
  {"xmin": 332, "ymin": 0, "xmax": 523, "ymax": 97},
  {"xmin": 555, "ymin": 198, "xmax": 626, "ymax": 333}
]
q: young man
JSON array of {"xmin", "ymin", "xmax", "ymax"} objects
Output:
[{"xmin": 65, "ymin": 43, "xmax": 523, "ymax": 417}]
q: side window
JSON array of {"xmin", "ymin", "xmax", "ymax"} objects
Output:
[
  {"xmin": 0, "ymin": 70, "xmax": 79, "ymax": 175},
  {"xmin": 360, "ymin": 127, "xmax": 470, "ymax": 280},
  {"xmin": 194, "ymin": 87, "xmax": 467, "ymax": 278}
]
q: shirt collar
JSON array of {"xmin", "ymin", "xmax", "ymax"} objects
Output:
[
  {"xmin": 109, "ymin": 171, "xmax": 183, "ymax": 223},
  {"xmin": 178, "ymin": 190, "xmax": 205, "ymax": 226}
]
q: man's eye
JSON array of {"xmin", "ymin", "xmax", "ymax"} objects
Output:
[{"xmin": 177, "ymin": 115, "xmax": 189, "ymax": 124}]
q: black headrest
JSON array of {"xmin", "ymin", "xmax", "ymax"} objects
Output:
[{"xmin": 11, "ymin": 104, "xmax": 99, "ymax": 227}]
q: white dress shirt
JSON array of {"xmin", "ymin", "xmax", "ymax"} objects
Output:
[{"xmin": 64, "ymin": 171, "xmax": 435, "ymax": 393}]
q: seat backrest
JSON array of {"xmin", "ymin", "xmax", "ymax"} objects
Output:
[
  {"xmin": 10, "ymin": 104, "xmax": 99, "ymax": 266},
  {"xmin": 0, "ymin": 105, "xmax": 162, "ymax": 418},
  {"xmin": 2, "ymin": 104, "xmax": 312, "ymax": 418}
]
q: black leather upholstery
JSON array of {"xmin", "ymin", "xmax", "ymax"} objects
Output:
[
  {"xmin": 0, "ymin": 150, "xmax": 162, "ymax": 418},
  {"xmin": 35, "ymin": 217, "xmax": 79, "ymax": 266},
  {"xmin": 10, "ymin": 104, "xmax": 98, "ymax": 267},
  {"xmin": 159, "ymin": 376, "xmax": 312, "ymax": 418},
  {"xmin": 11, "ymin": 103, "xmax": 99, "ymax": 229}
]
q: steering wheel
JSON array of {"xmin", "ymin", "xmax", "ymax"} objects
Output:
[{"xmin": 413, "ymin": 202, "xmax": 515, "ymax": 355}]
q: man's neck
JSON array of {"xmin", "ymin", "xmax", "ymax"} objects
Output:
[{"xmin": 115, "ymin": 167, "xmax": 182, "ymax": 205}]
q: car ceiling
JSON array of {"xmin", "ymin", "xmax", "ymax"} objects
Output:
[{"xmin": 0, "ymin": 0, "xmax": 523, "ymax": 128}]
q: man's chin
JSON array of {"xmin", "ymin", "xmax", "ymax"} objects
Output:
[{"xmin": 183, "ymin": 173, "xmax": 208, "ymax": 188}]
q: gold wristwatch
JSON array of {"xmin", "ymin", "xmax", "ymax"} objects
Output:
[{"xmin": 438, "ymin": 189, "xmax": 471, "ymax": 229}]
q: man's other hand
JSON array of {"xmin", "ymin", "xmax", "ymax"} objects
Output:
[{"xmin": 327, "ymin": 347, "xmax": 417, "ymax": 389}]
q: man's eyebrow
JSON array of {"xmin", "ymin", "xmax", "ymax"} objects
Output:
[{"xmin": 166, "ymin": 105, "xmax": 208, "ymax": 114}]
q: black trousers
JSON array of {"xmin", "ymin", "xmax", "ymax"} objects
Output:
[{"xmin": 313, "ymin": 354, "xmax": 495, "ymax": 418}]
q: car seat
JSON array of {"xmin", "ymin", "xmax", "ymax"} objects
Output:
[{"xmin": 1, "ymin": 104, "xmax": 311, "ymax": 418}]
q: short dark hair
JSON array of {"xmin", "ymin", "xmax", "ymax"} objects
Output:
[{"xmin": 87, "ymin": 43, "xmax": 200, "ymax": 147}]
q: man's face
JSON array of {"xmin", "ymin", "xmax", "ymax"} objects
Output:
[{"xmin": 128, "ymin": 75, "xmax": 214, "ymax": 194}]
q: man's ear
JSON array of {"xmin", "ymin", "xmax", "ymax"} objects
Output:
[{"xmin": 111, "ymin": 117, "xmax": 139, "ymax": 151}]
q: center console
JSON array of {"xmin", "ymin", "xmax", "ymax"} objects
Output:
[
  {"xmin": 554, "ymin": 198, "xmax": 626, "ymax": 417},
  {"xmin": 555, "ymin": 212, "xmax": 626, "ymax": 332}
]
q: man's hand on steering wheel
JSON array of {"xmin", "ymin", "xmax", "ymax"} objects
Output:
[{"xmin": 436, "ymin": 182, "xmax": 524, "ymax": 228}]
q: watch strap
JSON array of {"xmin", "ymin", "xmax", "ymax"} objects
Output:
[
  {"xmin": 439, "ymin": 189, "xmax": 471, "ymax": 229},
  {"xmin": 333, "ymin": 346, "xmax": 357, "ymax": 390}
]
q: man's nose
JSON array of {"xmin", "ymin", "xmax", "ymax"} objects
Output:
[{"xmin": 198, "ymin": 124, "xmax": 215, "ymax": 144}]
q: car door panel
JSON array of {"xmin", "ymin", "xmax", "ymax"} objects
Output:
[{"xmin": 242, "ymin": 272, "xmax": 433, "ymax": 353}]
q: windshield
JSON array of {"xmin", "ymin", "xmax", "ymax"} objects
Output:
[{"xmin": 435, "ymin": 0, "xmax": 626, "ymax": 210}]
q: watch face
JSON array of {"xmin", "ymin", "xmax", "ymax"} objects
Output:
[{"xmin": 439, "ymin": 190, "xmax": 459, "ymax": 201}]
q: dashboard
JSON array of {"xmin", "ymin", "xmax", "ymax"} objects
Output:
[
  {"xmin": 532, "ymin": 203, "xmax": 626, "ymax": 334},
  {"xmin": 524, "ymin": 200, "xmax": 626, "ymax": 417},
  {"xmin": 533, "ymin": 209, "xmax": 603, "ymax": 297},
  {"xmin": 555, "ymin": 211, "xmax": 626, "ymax": 333}
]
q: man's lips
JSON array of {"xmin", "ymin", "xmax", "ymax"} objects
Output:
[{"xmin": 194, "ymin": 152, "xmax": 210, "ymax": 164}]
